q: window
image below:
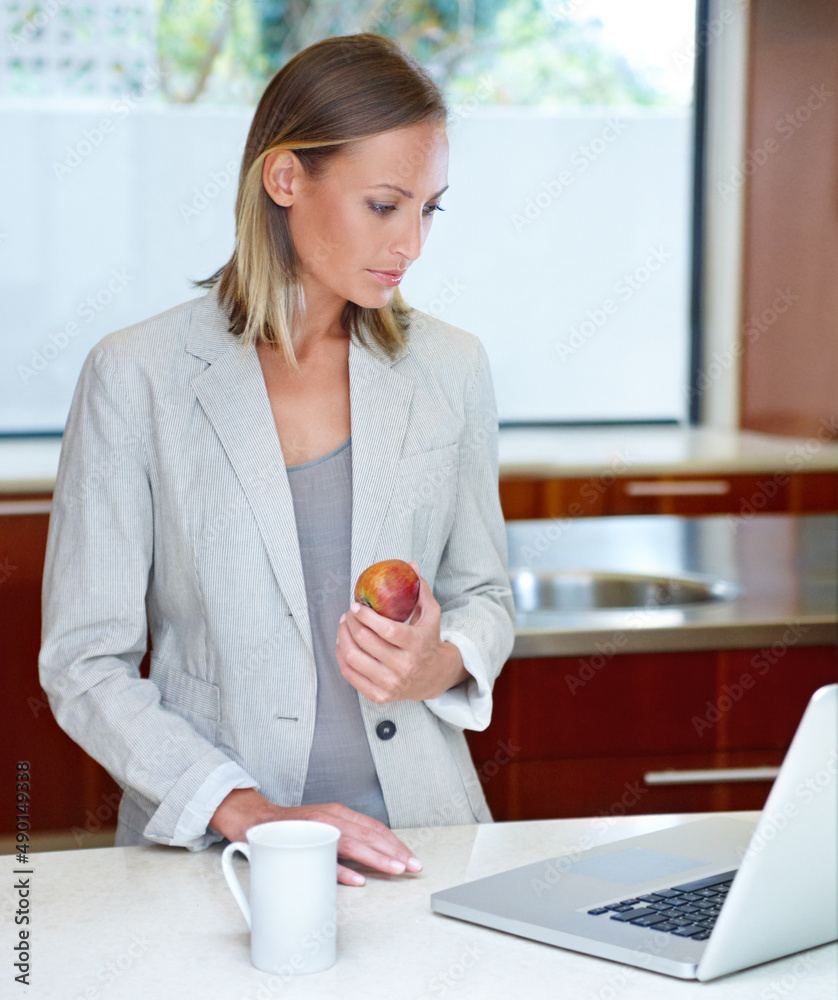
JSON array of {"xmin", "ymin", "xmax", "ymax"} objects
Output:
[{"xmin": 0, "ymin": 0, "xmax": 700, "ymax": 433}]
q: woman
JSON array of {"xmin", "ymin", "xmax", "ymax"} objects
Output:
[{"xmin": 39, "ymin": 33, "xmax": 515, "ymax": 887}]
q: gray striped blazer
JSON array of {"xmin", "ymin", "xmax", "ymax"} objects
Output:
[{"xmin": 38, "ymin": 283, "xmax": 515, "ymax": 845}]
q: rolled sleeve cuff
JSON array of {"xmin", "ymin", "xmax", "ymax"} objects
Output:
[
  {"xmin": 423, "ymin": 630, "xmax": 493, "ymax": 731},
  {"xmin": 167, "ymin": 761, "xmax": 259, "ymax": 852}
]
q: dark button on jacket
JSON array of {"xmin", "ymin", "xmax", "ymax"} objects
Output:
[{"xmin": 376, "ymin": 720, "xmax": 396, "ymax": 741}]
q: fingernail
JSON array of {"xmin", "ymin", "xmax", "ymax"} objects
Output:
[
  {"xmin": 407, "ymin": 857, "xmax": 423, "ymax": 872},
  {"xmin": 389, "ymin": 859, "xmax": 406, "ymax": 873},
  {"xmin": 352, "ymin": 873, "xmax": 365, "ymax": 885},
  {"xmin": 339, "ymin": 613, "xmax": 346, "ymax": 623},
  {"xmin": 351, "ymin": 602, "xmax": 361, "ymax": 613}
]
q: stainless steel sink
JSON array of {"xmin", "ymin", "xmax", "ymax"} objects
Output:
[{"xmin": 508, "ymin": 569, "xmax": 739, "ymax": 612}]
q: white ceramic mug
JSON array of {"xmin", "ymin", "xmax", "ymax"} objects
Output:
[{"xmin": 221, "ymin": 820, "xmax": 342, "ymax": 975}]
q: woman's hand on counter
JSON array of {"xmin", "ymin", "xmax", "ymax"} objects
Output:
[
  {"xmin": 208, "ymin": 788, "xmax": 422, "ymax": 886},
  {"xmin": 336, "ymin": 561, "xmax": 469, "ymax": 703}
]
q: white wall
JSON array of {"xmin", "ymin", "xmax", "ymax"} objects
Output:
[
  {"xmin": 405, "ymin": 107, "xmax": 693, "ymax": 423},
  {"xmin": 0, "ymin": 103, "xmax": 691, "ymax": 432}
]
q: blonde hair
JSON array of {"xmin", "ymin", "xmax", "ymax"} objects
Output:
[{"xmin": 192, "ymin": 33, "xmax": 449, "ymax": 372}]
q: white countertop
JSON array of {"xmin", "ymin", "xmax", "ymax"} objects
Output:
[
  {"xmin": 497, "ymin": 426, "xmax": 838, "ymax": 476},
  {"xmin": 4, "ymin": 812, "xmax": 836, "ymax": 998},
  {"xmin": 0, "ymin": 437, "xmax": 62, "ymax": 495},
  {"xmin": 3, "ymin": 427, "xmax": 838, "ymax": 494}
]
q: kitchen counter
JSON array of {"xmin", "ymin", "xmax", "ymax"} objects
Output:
[
  {"xmin": 3, "ymin": 426, "xmax": 838, "ymax": 493},
  {"xmin": 0, "ymin": 437, "xmax": 62, "ymax": 494},
  {"xmin": 3, "ymin": 811, "xmax": 836, "ymax": 998},
  {"xmin": 497, "ymin": 425, "xmax": 838, "ymax": 476},
  {"xmin": 507, "ymin": 513, "xmax": 837, "ymax": 656}
]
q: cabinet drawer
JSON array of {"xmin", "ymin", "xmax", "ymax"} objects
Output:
[
  {"xmin": 498, "ymin": 472, "xmax": 838, "ymax": 518},
  {"xmin": 466, "ymin": 645, "xmax": 836, "ymax": 823},
  {"xmin": 467, "ymin": 648, "xmax": 837, "ymax": 761},
  {"xmin": 477, "ymin": 750, "xmax": 787, "ymax": 822},
  {"xmin": 611, "ymin": 475, "xmax": 789, "ymax": 516}
]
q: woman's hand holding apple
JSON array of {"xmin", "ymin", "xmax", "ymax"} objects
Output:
[{"xmin": 336, "ymin": 560, "xmax": 470, "ymax": 703}]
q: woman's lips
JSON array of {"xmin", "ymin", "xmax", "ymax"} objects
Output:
[{"xmin": 366, "ymin": 269, "xmax": 403, "ymax": 286}]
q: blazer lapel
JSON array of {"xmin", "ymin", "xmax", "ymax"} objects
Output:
[
  {"xmin": 348, "ymin": 337, "xmax": 413, "ymax": 613},
  {"xmin": 186, "ymin": 285, "xmax": 413, "ymax": 658}
]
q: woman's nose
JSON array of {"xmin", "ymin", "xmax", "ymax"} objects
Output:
[{"xmin": 390, "ymin": 210, "xmax": 425, "ymax": 262}]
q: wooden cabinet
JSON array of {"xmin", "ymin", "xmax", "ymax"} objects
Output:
[
  {"xmin": 739, "ymin": 0, "xmax": 838, "ymax": 440},
  {"xmin": 466, "ymin": 646, "xmax": 838, "ymax": 821},
  {"xmin": 499, "ymin": 471, "xmax": 838, "ymax": 519},
  {"xmin": 1, "ymin": 495, "xmax": 131, "ymax": 839}
]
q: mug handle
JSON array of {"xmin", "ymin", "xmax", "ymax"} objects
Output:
[{"xmin": 221, "ymin": 841, "xmax": 252, "ymax": 929}]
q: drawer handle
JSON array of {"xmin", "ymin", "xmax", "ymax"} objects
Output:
[
  {"xmin": 0, "ymin": 500, "xmax": 52, "ymax": 515},
  {"xmin": 644, "ymin": 766, "xmax": 780, "ymax": 785},
  {"xmin": 625, "ymin": 480, "xmax": 731, "ymax": 497}
]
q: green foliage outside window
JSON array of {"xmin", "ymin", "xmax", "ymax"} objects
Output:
[
  {"xmin": 153, "ymin": 0, "xmax": 676, "ymax": 107},
  {"xmin": 2, "ymin": 1, "xmax": 682, "ymax": 107}
]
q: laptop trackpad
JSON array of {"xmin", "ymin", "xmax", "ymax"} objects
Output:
[{"xmin": 563, "ymin": 847, "xmax": 708, "ymax": 885}]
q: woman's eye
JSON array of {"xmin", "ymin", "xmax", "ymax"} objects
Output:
[{"xmin": 367, "ymin": 202, "xmax": 446, "ymax": 216}]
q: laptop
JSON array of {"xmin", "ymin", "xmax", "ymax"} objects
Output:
[{"xmin": 431, "ymin": 683, "xmax": 837, "ymax": 981}]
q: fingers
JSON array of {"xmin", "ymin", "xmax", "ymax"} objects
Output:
[
  {"xmin": 350, "ymin": 815, "xmax": 422, "ymax": 873},
  {"xmin": 406, "ymin": 568, "xmax": 440, "ymax": 629},
  {"xmin": 339, "ymin": 631, "xmax": 401, "ymax": 693},
  {"xmin": 337, "ymin": 863, "xmax": 366, "ymax": 887},
  {"xmin": 340, "ymin": 827, "xmax": 423, "ymax": 877},
  {"xmin": 304, "ymin": 803, "xmax": 422, "ymax": 878},
  {"xmin": 335, "ymin": 622, "xmax": 394, "ymax": 702},
  {"xmin": 341, "ymin": 609, "xmax": 401, "ymax": 663},
  {"xmin": 338, "ymin": 657, "xmax": 393, "ymax": 704},
  {"xmin": 337, "ymin": 615, "xmax": 407, "ymax": 702},
  {"xmin": 345, "ymin": 603, "xmax": 404, "ymax": 650},
  {"xmin": 338, "ymin": 833, "xmax": 419, "ymax": 876}
]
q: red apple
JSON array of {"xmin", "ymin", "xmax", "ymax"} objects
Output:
[{"xmin": 354, "ymin": 559, "xmax": 420, "ymax": 622}]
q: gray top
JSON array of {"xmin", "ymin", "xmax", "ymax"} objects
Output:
[{"xmin": 286, "ymin": 435, "xmax": 390, "ymax": 827}]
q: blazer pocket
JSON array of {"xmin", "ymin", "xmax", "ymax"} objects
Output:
[
  {"xmin": 397, "ymin": 441, "xmax": 459, "ymax": 471},
  {"xmin": 394, "ymin": 443, "xmax": 459, "ymax": 565},
  {"xmin": 151, "ymin": 656, "xmax": 221, "ymax": 723}
]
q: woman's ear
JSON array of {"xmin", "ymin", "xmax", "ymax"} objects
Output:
[{"xmin": 262, "ymin": 148, "xmax": 300, "ymax": 207}]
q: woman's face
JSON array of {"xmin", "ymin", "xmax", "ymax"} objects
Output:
[{"xmin": 263, "ymin": 121, "xmax": 449, "ymax": 313}]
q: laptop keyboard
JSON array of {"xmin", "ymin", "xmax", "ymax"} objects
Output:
[{"xmin": 586, "ymin": 869, "xmax": 737, "ymax": 942}]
